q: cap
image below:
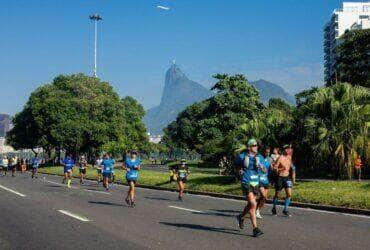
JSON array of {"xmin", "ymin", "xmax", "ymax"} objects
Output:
[{"xmin": 247, "ymin": 139, "xmax": 258, "ymax": 147}]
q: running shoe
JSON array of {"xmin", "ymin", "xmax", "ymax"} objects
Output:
[
  {"xmin": 282, "ymin": 210, "xmax": 291, "ymax": 217},
  {"xmin": 236, "ymin": 214, "xmax": 245, "ymax": 230},
  {"xmin": 253, "ymin": 227, "xmax": 263, "ymax": 237},
  {"xmin": 178, "ymin": 196, "xmax": 183, "ymax": 202},
  {"xmin": 271, "ymin": 207, "xmax": 277, "ymax": 216},
  {"xmin": 125, "ymin": 197, "xmax": 130, "ymax": 206},
  {"xmin": 256, "ymin": 209, "xmax": 262, "ymax": 219}
]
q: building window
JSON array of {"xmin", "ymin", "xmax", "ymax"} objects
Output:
[{"xmin": 359, "ymin": 15, "xmax": 369, "ymax": 19}]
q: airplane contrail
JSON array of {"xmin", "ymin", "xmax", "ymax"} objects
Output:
[{"xmin": 157, "ymin": 5, "xmax": 170, "ymax": 10}]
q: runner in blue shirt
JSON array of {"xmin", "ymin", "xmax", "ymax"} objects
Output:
[
  {"xmin": 100, "ymin": 153, "xmax": 115, "ymax": 190},
  {"xmin": 31, "ymin": 156, "xmax": 40, "ymax": 179},
  {"xmin": 256, "ymin": 150, "xmax": 271, "ymax": 219},
  {"xmin": 235, "ymin": 139, "xmax": 264, "ymax": 237},
  {"xmin": 61, "ymin": 154, "xmax": 75, "ymax": 188},
  {"xmin": 123, "ymin": 151, "xmax": 141, "ymax": 207}
]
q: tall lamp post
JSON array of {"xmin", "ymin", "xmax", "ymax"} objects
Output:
[{"xmin": 89, "ymin": 13, "xmax": 102, "ymax": 77}]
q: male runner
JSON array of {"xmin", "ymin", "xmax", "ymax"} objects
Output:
[
  {"xmin": 96, "ymin": 156, "xmax": 103, "ymax": 183},
  {"xmin": 123, "ymin": 151, "xmax": 141, "ymax": 207},
  {"xmin": 100, "ymin": 154, "xmax": 115, "ymax": 190},
  {"xmin": 235, "ymin": 139, "xmax": 264, "ymax": 237},
  {"xmin": 271, "ymin": 144, "xmax": 296, "ymax": 217},
  {"xmin": 256, "ymin": 156, "xmax": 270, "ymax": 219},
  {"xmin": 0, "ymin": 156, "xmax": 8, "ymax": 176},
  {"xmin": 11, "ymin": 156, "xmax": 18, "ymax": 177},
  {"xmin": 176, "ymin": 159, "xmax": 189, "ymax": 201},
  {"xmin": 79, "ymin": 155, "xmax": 87, "ymax": 184},
  {"xmin": 31, "ymin": 156, "xmax": 40, "ymax": 178},
  {"xmin": 62, "ymin": 154, "xmax": 75, "ymax": 188}
]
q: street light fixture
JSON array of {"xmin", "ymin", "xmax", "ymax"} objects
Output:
[{"xmin": 89, "ymin": 14, "xmax": 103, "ymax": 77}]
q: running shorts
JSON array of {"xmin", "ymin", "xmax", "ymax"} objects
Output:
[
  {"xmin": 242, "ymin": 183, "xmax": 259, "ymax": 196},
  {"xmin": 79, "ymin": 168, "xmax": 86, "ymax": 174},
  {"xmin": 275, "ymin": 176, "xmax": 293, "ymax": 191},
  {"xmin": 178, "ymin": 177, "xmax": 187, "ymax": 183}
]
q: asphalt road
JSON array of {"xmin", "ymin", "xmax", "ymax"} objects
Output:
[{"xmin": 0, "ymin": 173, "xmax": 369, "ymax": 250}]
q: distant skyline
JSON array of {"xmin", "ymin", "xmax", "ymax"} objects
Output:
[{"xmin": 0, "ymin": 0, "xmax": 358, "ymax": 114}]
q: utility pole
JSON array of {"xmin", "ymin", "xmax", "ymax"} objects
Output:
[{"xmin": 89, "ymin": 13, "xmax": 102, "ymax": 77}]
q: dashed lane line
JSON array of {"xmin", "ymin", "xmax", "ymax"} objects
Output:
[
  {"xmin": 0, "ymin": 184, "xmax": 26, "ymax": 197},
  {"xmin": 58, "ymin": 210, "xmax": 91, "ymax": 222}
]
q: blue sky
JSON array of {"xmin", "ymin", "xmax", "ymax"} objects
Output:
[{"xmin": 0, "ymin": 0, "xmax": 351, "ymax": 114}]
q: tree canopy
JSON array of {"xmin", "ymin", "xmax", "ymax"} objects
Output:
[
  {"xmin": 329, "ymin": 29, "xmax": 370, "ymax": 87},
  {"xmin": 7, "ymin": 73, "xmax": 148, "ymax": 157}
]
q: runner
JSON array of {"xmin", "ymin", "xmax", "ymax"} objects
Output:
[
  {"xmin": 79, "ymin": 155, "xmax": 87, "ymax": 184},
  {"xmin": 269, "ymin": 147, "xmax": 280, "ymax": 186},
  {"xmin": 96, "ymin": 155, "xmax": 103, "ymax": 183},
  {"xmin": 235, "ymin": 139, "xmax": 264, "ymax": 237},
  {"xmin": 21, "ymin": 158, "xmax": 27, "ymax": 174},
  {"xmin": 256, "ymin": 151, "xmax": 271, "ymax": 219},
  {"xmin": 61, "ymin": 154, "xmax": 75, "ymax": 188},
  {"xmin": 0, "ymin": 156, "xmax": 8, "ymax": 176},
  {"xmin": 271, "ymin": 144, "xmax": 296, "ymax": 217},
  {"xmin": 31, "ymin": 155, "xmax": 40, "ymax": 179},
  {"xmin": 11, "ymin": 156, "xmax": 18, "ymax": 177},
  {"xmin": 123, "ymin": 151, "xmax": 141, "ymax": 207},
  {"xmin": 100, "ymin": 153, "xmax": 115, "ymax": 191},
  {"xmin": 109, "ymin": 153, "xmax": 115, "ymax": 188},
  {"xmin": 176, "ymin": 159, "xmax": 189, "ymax": 201}
]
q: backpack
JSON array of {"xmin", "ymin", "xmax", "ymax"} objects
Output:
[{"xmin": 243, "ymin": 154, "xmax": 260, "ymax": 169}]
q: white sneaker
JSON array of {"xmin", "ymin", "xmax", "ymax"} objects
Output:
[{"xmin": 256, "ymin": 209, "xmax": 263, "ymax": 219}]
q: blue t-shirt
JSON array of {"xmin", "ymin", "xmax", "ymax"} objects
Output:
[
  {"xmin": 101, "ymin": 158, "xmax": 115, "ymax": 174},
  {"xmin": 236, "ymin": 153, "xmax": 265, "ymax": 186},
  {"xmin": 63, "ymin": 157, "xmax": 75, "ymax": 170},
  {"xmin": 32, "ymin": 157, "xmax": 40, "ymax": 167},
  {"xmin": 258, "ymin": 159, "xmax": 270, "ymax": 185},
  {"xmin": 125, "ymin": 158, "xmax": 141, "ymax": 179}
]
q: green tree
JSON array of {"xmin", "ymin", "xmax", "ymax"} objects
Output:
[
  {"xmin": 329, "ymin": 29, "xmax": 370, "ymax": 87},
  {"xmin": 7, "ymin": 74, "xmax": 148, "ymax": 158},
  {"xmin": 163, "ymin": 74, "xmax": 264, "ymax": 161},
  {"xmin": 295, "ymin": 83, "xmax": 369, "ymax": 179}
]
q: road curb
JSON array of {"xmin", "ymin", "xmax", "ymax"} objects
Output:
[{"xmin": 40, "ymin": 172, "xmax": 370, "ymax": 216}]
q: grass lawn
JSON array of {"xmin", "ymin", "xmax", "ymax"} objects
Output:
[{"xmin": 39, "ymin": 166, "xmax": 370, "ymax": 210}]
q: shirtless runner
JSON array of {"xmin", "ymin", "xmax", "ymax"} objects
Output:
[{"xmin": 271, "ymin": 144, "xmax": 296, "ymax": 217}]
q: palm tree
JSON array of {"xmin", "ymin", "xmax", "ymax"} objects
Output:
[{"xmin": 299, "ymin": 83, "xmax": 369, "ymax": 179}]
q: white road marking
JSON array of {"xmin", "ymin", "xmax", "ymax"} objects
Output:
[
  {"xmin": 0, "ymin": 184, "xmax": 26, "ymax": 197},
  {"xmin": 83, "ymin": 189, "xmax": 111, "ymax": 195},
  {"xmin": 169, "ymin": 205, "xmax": 205, "ymax": 214},
  {"xmin": 44, "ymin": 179, "xmax": 78, "ymax": 189},
  {"xmin": 58, "ymin": 210, "xmax": 91, "ymax": 222}
]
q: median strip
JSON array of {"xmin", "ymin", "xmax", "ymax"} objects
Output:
[
  {"xmin": 0, "ymin": 184, "xmax": 26, "ymax": 197},
  {"xmin": 58, "ymin": 210, "xmax": 91, "ymax": 222}
]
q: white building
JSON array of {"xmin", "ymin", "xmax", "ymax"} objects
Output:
[
  {"xmin": 148, "ymin": 133, "xmax": 162, "ymax": 144},
  {"xmin": 324, "ymin": 2, "xmax": 370, "ymax": 82},
  {"xmin": 0, "ymin": 137, "xmax": 14, "ymax": 154}
]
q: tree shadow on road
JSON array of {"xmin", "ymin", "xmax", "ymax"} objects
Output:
[
  {"xmin": 159, "ymin": 222, "xmax": 247, "ymax": 237},
  {"xmin": 89, "ymin": 201, "xmax": 122, "ymax": 207}
]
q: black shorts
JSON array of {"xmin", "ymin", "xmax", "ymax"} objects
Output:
[
  {"xmin": 79, "ymin": 169, "xmax": 86, "ymax": 174},
  {"xmin": 242, "ymin": 183, "xmax": 259, "ymax": 196},
  {"xmin": 259, "ymin": 183, "xmax": 270, "ymax": 189},
  {"xmin": 178, "ymin": 178, "xmax": 187, "ymax": 183},
  {"xmin": 275, "ymin": 176, "xmax": 293, "ymax": 191}
]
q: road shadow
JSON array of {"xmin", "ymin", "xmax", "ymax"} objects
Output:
[
  {"xmin": 145, "ymin": 196, "xmax": 172, "ymax": 201},
  {"xmin": 44, "ymin": 184, "xmax": 62, "ymax": 188},
  {"xmin": 159, "ymin": 222, "xmax": 246, "ymax": 236},
  {"xmin": 89, "ymin": 201, "xmax": 122, "ymax": 207}
]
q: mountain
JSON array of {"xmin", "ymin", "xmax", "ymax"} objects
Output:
[
  {"xmin": 250, "ymin": 79, "xmax": 296, "ymax": 105},
  {"xmin": 144, "ymin": 66, "xmax": 296, "ymax": 135},
  {"xmin": 144, "ymin": 64, "xmax": 212, "ymax": 134}
]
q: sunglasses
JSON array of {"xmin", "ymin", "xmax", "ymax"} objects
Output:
[{"xmin": 251, "ymin": 144, "xmax": 258, "ymax": 147}]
